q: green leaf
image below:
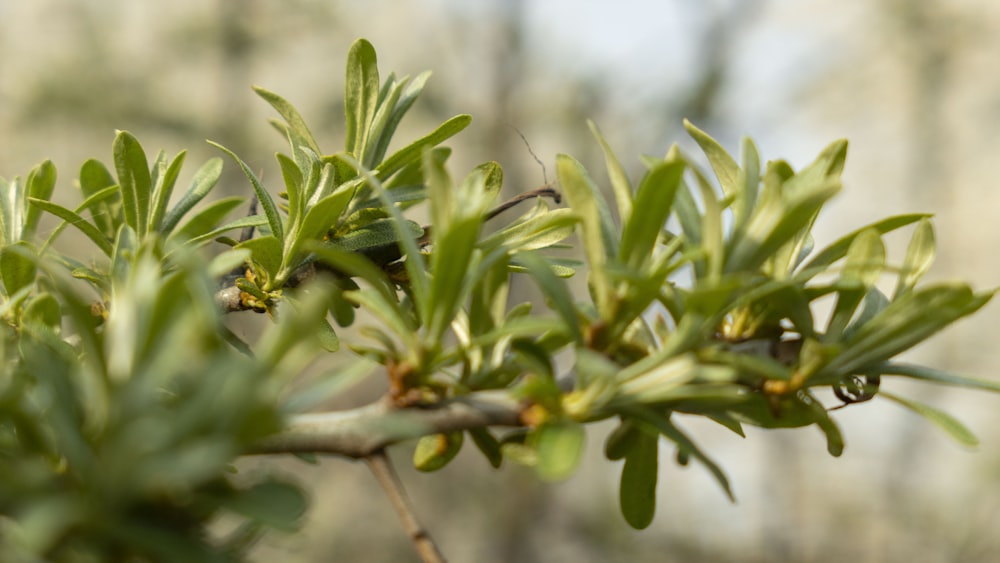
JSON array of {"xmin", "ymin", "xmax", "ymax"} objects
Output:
[
  {"xmin": 881, "ymin": 391, "xmax": 979, "ymax": 447},
  {"xmin": 557, "ymin": 154, "xmax": 616, "ymax": 315},
  {"xmin": 874, "ymin": 362, "xmax": 1000, "ymax": 393},
  {"xmin": 222, "ymin": 480, "xmax": 307, "ymax": 532},
  {"xmin": 316, "ymin": 317, "xmax": 340, "ymax": 352},
  {"xmin": 840, "ymin": 228, "xmax": 885, "ymax": 287},
  {"xmin": 786, "ymin": 139, "xmax": 848, "ymax": 190},
  {"xmin": 690, "ymin": 166, "xmax": 725, "ymax": 279},
  {"xmin": 800, "ymin": 214, "xmax": 929, "ymax": 275},
  {"xmin": 298, "ymin": 183, "xmax": 355, "ymax": 243},
  {"xmin": 363, "ymin": 75, "xmax": 407, "ymax": 167},
  {"xmin": 413, "ymin": 432, "xmax": 464, "ymax": 472},
  {"xmin": 684, "ymin": 120, "xmax": 740, "ymax": 199},
  {"xmin": 826, "ymin": 229, "xmax": 885, "ymax": 338},
  {"xmin": 803, "ymin": 391, "xmax": 844, "ymax": 456},
  {"xmin": 148, "ymin": 151, "xmax": 187, "ymax": 233},
  {"xmin": 823, "ymin": 284, "xmax": 993, "ymax": 378},
  {"xmin": 619, "ymin": 426, "xmax": 658, "ymax": 530},
  {"xmin": 517, "ymin": 251, "xmax": 583, "ymax": 344},
  {"xmin": 23, "ymin": 292, "xmax": 61, "ymax": 330},
  {"xmin": 619, "ymin": 160, "xmax": 684, "ymax": 270},
  {"xmin": 209, "ymin": 142, "xmax": 284, "ymax": 242},
  {"xmin": 604, "ymin": 419, "xmax": 641, "ymax": 461},
  {"xmin": 0, "ymin": 242, "xmax": 36, "ymax": 297},
  {"xmin": 351, "ymin": 159, "xmax": 430, "ymax": 312},
  {"xmin": 424, "ymin": 159, "xmax": 495, "ymax": 343},
  {"xmin": 37, "ymin": 185, "xmax": 117, "ymax": 255},
  {"xmin": 29, "ymin": 198, "xmax": 113, "ymax": 256},
  {"xmin": 727, "ymin": 180, "xmax": 840, "ymax": 274},
  {"xmin": 281, "ymin": 183, "xmax": 355, "ymax": 275},
  {"xmin": 345, "ymin": 38, "xmax": 380, "ymax": 158},
  {"xmin": 332, "ymin": 218, "xmax": 421, "ymax": 256},
  {"xmin": 727, "ymin": 392, "xmax": 822, "ymax": 429},
  {"xmin": 309, "ymin": 243, "xmax": 396, "ymax": 301},
  {"xmin": 735, "ymin": 137, "xmax": 761, "ymax": 234},
  {"xmin": 841, "ymin": 287, "xmax": 890, "ymax": 341},
  {"xmin": 629, "ymin": 406, "xmax": 734, "ymax": 501},
  {"xmin": 374, "ymin": 114, "xmax": 472, "ymax": 180},
  {"xmin": 113, "ymin": 130, "xmax": 152, "ymax": 236},
  {"xmin": 346, "ymin": 288, "xmax": 419, "ymax": 351},
  {"xmin": 168, "ymin": 196, "xmax": 249, "ymax": 244},
  {"xmin": 327, "ymin": 277, "xmax": 358, "ymax": 327},
  {"xmin": 534, "ymin": 421, "xmax": 586, "ymax": 481},
  {"xmin": 479, "ymin": 208, "xmax": 577, "ymax": 254},
  {"xmin": 0, "ymin": 177, "xmax": 17, "ymax": 245},
  {"xmin": 23, "ymin": 160, "xmax": 57, "ymax": 240},
  {"xmin": 277, "ymin": 152, "xmax": 305, "ymax": 224},
  {"xmin": 77, "ymin": 158, "xmax": 118, "ymax": 230},
  {"xmin": 894, "ymin": 218, "xmax": 935, "ymax": 298},
  {"xmin": 254, "ymin": 86, "xmax": 322, "ymax": 155},
  {"xmin": 236, "ymin": 236, "xmax": 283, "ymax": 281},
  {"xmin": 160, "ymin": 157, "xmax": 225, "ymax": 235},
  {"xmin": 426, "ymin": 216, "xmax": 481, "ymax": 338},
  {"xmin": 176, "ymin": 215, "xmax": 268, "ymax": 252},
  {"xmin": 672, "ymin": 176, "xmax": 703, "ymax": 250},
  {"xmin": 588, "ymin": 120, "xmax": 633, "ymax": 225},
  {"xmin": 284, "ymin": 358, "xmax": 375, "ymax": 412},
  {"xmin": 469, "ymin": 427, "xmax": 503, "ymax": 468},
  {"xmin": 370, "ymin": 71, "xmax": 431, "ymax": 166}
]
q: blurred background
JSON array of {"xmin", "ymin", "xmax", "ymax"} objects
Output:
[{"xmin": 3, "ymin": 0, "xmax": 1000, "ymax": 561}]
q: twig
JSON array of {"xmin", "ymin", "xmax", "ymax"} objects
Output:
[
  {"xmin": 507, "ymin": 123, "xmax": 549, "ymax": 185},
  {"xmin": 248, "ymin": 391, "xmax": 523, "ymax": 458},
  {"xmin": 367, "ymin": 450, "xmax": 447, "ymax": 563},
  {"xmin": 485, "ymin": 185, "xmax": 561, "ymax": 221}
]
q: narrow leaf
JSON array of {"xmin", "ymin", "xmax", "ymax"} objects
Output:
[
  {"xmin": 684, "ymin": 120, "xmax": 740, "ymax": 198},
  {"xmin": 351, "ymin": 159, "xmax": 429, "ymax": 314},
  {"xmin": 236, "ymin": 235, "xmax": 283, "ymax": 281},
  {"xmin": 254, "ymin": 86, "xmax": 322, "ymax": 154},
  {"xmin": 894, "ymin": 218, "xmax": 935, "ymax": 298},
  {"xmin": 535, "ymin": 422, "xmax": 586, "ymax": 481},
  {"xmin": 148, "ymin": 151, "xmax": 187, "ymax": 233},
  {"xmin": 345, "ymin": 38, "xmax": 380, "ymax": 158},
  {"xmin": 619, "ymin": 160, "xmax": 684, "ymax": 270},
  {"xmin": 881, "ymin": 391, "xmax": 979, "ymax": 447},
  {"xmin": 588, "ymin": 120, "xmax": 633, "ymax": 225},
  {"xmin": 800, "ymin": 214, "xmax": 929, "ymax": 275},
  {"xmin": 557, "ymin": 154, "xmax": 615, "ymax": 315},
  {"xmin": 604, "ymin": 419, "xmax": 641, "ymax": 460},
  {"xmin": 222, "ymin": 480, "xmax": 307, "ymax": 532},
  {"xmin": 619, "ymin": 426, "xmax": 658, "ymax": 529},
  {"xmin": 630, "ymin": 406, "xmax": 734, "ymax": 501},
  {"xmin": 78, "ymin": 159, "xmax": 118, "ymax": 238},
  {"xmin": 209, "ymin": 142, "xmax": 284, "ymax": 241},
  {"xmin": 874, "ymin": 362, "xmax": 1000, "ymax": 393},
  {"xmin": 374, "ymin": 114, "xmax": 472, "ymax": 180},
  {"xmin": 29, "ymin": 198, "xmax": 113, "ymax": 256},
  {"xmin": 0, "ymin": 242, "xmax": 36, "ymax": 297},
  {"xmin": 169, "ymin": 196, "xmax": 248, "ymax": 244},
  {"xmin": 371, "ymin": 71, "xmax": 431, "ymax": 165},
  {"xmin": 517, "ymin": 251, "xmax": 583, "ymax": 344},
  {"xmin": 413, "ymin": 432, "xmax": 464, "ymax": 472},
  {"xmin": 469, "ymin": 428, "xmax": 503, "ymax": 468},
  {"xmin": 160, "ymin": 157, "xmax": 224, "ymax": 235},
  {"xmin": 112, "ymin": 131, "xmax": 152, "ymax": 235},
  {"xmin": 24, "ymin": 160, "xmax": 57, "ymax": 240}
]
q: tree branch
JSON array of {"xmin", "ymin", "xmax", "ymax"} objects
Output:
[
  {"xmin": 367, "ymin": 450, "xmax": 447, "ymax": 563},
  {"xmin": 249, "ymin": 391, "xmax": 524, "ymax": 458}
]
